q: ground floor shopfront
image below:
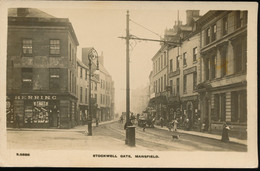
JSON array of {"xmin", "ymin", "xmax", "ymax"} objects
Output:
[
  {"xmin": 197, "ymin": 82, "xmax": 247, "ymax": 139},
  {"xmin": 7, "ymin": 94, "xmax": 77, "ymax": 129}
]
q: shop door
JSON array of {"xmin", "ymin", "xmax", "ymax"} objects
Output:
[{"xmin": 50, "ymin": 101, "xmax": 59, "ymax": 127}]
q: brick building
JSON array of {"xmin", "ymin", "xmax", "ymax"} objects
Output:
[{"xmin": 6, "ymin": 8, "xmax": 79, "ymax": 128}]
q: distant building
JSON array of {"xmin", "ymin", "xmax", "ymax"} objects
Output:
[
  {"xmin": 81, "ymin": 49, "xmax": 115, "ymax": 122},
  {"xmin": 131, "ymin": 86, "xmax": 150, "ymax": 114},
  {"xmin": 6, "ymin": 8, "xmax": 79, "ymax": 128}
]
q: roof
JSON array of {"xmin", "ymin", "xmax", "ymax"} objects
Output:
[{"xmin": 8, "ymin": 8, "xmax": 55, "ymax": 18}]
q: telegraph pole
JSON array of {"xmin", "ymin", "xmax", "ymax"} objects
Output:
[{"xmin": 126, "ymin": 10, "xmax": 130, "ymax": 131}]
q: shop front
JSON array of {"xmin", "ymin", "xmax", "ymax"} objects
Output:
[{"xmin": 7, "ymin": 94, "xmax": 77, "ymax": 129}]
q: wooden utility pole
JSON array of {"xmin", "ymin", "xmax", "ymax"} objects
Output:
[{"xmin": 126, "ymin": 10, "xmax": 130, "ymax": 127}]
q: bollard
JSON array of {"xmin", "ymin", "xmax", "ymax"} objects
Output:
[{"xmin": 126, "ymin": 126, "xmax": 135, "ymax": 146}]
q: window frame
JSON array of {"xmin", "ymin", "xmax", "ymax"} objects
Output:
[
  {"xmin": 49, "ymin": 68, "xmax": 60, "ymax": 90},
  {"xmin": 49, "ymin": 39, "xmax": 61, "ymax": 55},
  {"xmin": 22, "ymin": 39, "xmax": 33, "ymax": 56}
]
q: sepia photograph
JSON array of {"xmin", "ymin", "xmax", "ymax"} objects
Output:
[{"xmin": 0, "ymin": 0, "xmax": 258, "ymax": 168}]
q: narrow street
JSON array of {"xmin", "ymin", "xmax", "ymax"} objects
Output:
[{"xmin": 7, "ymin": 121, "xmax": 247, "ymax": 151}]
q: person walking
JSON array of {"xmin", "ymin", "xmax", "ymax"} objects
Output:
[
  {"xmin": 160, "ymin": 117, "xmax": 164, "ymax": 128},
  {"xmin": 96, "ymin": 117, "xmax": 99, "ymax": 127},
  {"xmin": 173, "ymin": 119, "xmax": 178, "ymax": 132},
  {"xmin": 221, "ymin": 122, "xmax": 230, "ymax": 142},
  {"xmin": 142, "ymin": 121, "xmax": 146, "ymax": 132}
]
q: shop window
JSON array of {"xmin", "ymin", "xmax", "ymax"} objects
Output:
[
  {"xmin": 6, "ymin": 101, "xmax": 14, "ymax": 124},
  {"xmin": 193, "ymin": 47, "xmax": 197, "ymax": 62},
  {"xmin": 183, "ymin": 52, "xmax": 187, "ymax": 66},
  {"xmin": 220, "ymin": 93, "xmax": 226, "ymax": 121},
  {"xmin": 22, "ymin": 68, "xmax": 33, "ymax": 89},
  {"xmin": 49, "ymin": 68, "xmax": 60, "ymax": 90},
  {"xmin": 222, "ymin": 17, "xmax": 228, "ymax": 36},
  {"xmin": 183, "ymin": 75, "xmax": 187, "ymax": 93},
  {"xmin": 231, "ymin": 90, "xmax": 247, "ymax": 122},
  {"xmin": 22, "ymin": 39, "xmax": 32, "ymax": 55},
  {"xmin": 50, "ymin": 39, "xmax": 60, "ymax": 55}
]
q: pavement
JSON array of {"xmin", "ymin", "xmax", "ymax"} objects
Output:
[
  {"xmin": 7, "ymin": 119, "xmax": 247, "ymax": 146},
  {"xmin": 154, "ymin": 125, "xmax": 247, "ymax": 146}
]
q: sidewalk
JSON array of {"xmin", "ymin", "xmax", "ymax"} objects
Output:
[
  {"xmin": 154, "ymin": 125, "xmax": 247, "ymax": 146},
  {"xmin": 7, "ymin": 119, "xmax": 118, "ymax": 132}
]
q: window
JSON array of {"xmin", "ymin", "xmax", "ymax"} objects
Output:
[
  {"xmin": 206, "ymin": 28, "xmax": 210, "ymax": 45},
  {"xmin": 212, "ymin": 24, "xmax": 217, "ymax": 41},
  {"xmin": 221, "ymin": 49, "xmax": 227, "ymax": 77},
  {"xmin": 70, "ymin": 71, "xmax": 72, "ymax": 92},
  {"xmin": 22, "ymin": 39, "xmax": 32, "ymax": 55},
  {"xmin": 161, "ymin": 76, "xmax": 163, "ymax": 92},
  {"xmin": 161, "ymin": 55, "xmax": 163, "ymax": 69},
  {"xmin": 170, "ymin": 59, "xmax": 173, "ymax": 71},
  {"xmin": 22, "ymin": 68, "xmax": 33, "ymax": 89},
  {"xmin": 95, "ymin": 82, "xmax": 97, "ymax": 91},
  {"xmin": 164, "ymin": 52, "xmax": 166, "ymax": 66},
  {"xmin": 234, "ymin": 38, "xmax": 247, "ymax": 73},
  {"xmin": 154, "ymin": 81, "xmax": 156, "ymax": 93},
  {"xmin": 176, "ymin": 78, "xmax": 180, "ymax": 94},
  {"xmin": 80, "ymin": 87, "xmax": 83, "ymax": 103},
  {"xmin": 69, "ymin": 44, "xmax": 72, "ymax": 61},
  {"xmin": 100, "ymin": 94, "xmax": 102, "ymax": 104},
  {"xmin": 211, "ymin": 56, "xmax": 216, "ymax": 79},
  {"xmin": 220, "ymin": 93, "xmax": 226, "ymax": 121},
  {"xmin": 85, "ymin": 69, "xmax": 88, "ymax": 80},
  {"xmin": 223, "ymin": 17, "xmax": 228, "ymax": 36},
  {"xmin": 158, "ymin": 79, "xmax": 160, "ymax": 93},
  {"xmin": 155, "ymin": 61, "xmax": 157, "ymax": 73},
  {"xmin": 176, "ymin": 56, "xmax": 180, "ymax": 69},
  {"xmin": 50, "ymin": 40, "xmax": 60, "ymax": 55},
  {"xmin": 170, "ymin": 80, "xmax": 173, "ymax": 94},
  {"xmin": 80, "ymin": 67, "xmax": 83, "ymax": 78},
  {"xmin": 193, "ymin": 72, "xmax": 197, "ymax": 90},
  {"xmin": 158, "ymin": 58, "xmax": 161, "ymax": 71},
  {"xmin": 49, "ymin": 68, "xmax": 60, "ymax": 90},
  {"xmin": 235, "ymin": 11, "xmax": 243, "ymax": 29},
  {"xmin": 72, "ymin": 48, "xmax": 74, "ymax": 64},
  {"xmin": 85, "ymin": 88, "xmax": 88, "ymax": 103},
  {"xmin": 164, "ymin": 74, "xmax": 166, "ymax": 91},
  {"xmin": 183, "ymin": 75, "xmax": 187, "ymax": 93},
  {"xmin": 231, "ymin": 90, "xmax": 247, "ymax": 122},
  {"xmin": 183, "ymin": 52, "xmax": 187, "ymax": 66},
  {"xmin": 213, "ymin": 94, "xmax": 220, "ymax": 121},
  {"xmin": 193, "ymin": 47, "xmax": 197, "ymax": 61}
]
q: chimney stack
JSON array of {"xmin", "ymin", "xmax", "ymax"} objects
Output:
[{"xmin": 186, "ymin": 10, "xmax": 200, "ymax": 26}]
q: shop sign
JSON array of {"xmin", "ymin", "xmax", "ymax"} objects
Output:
[{"xmin": 14, "ymin": 95, "xmax": 57, "ymax": 100}]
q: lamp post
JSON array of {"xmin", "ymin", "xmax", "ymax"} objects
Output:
[{"xmin": 88, "ymin": 48, "xmax": 99, "ymax": 136}]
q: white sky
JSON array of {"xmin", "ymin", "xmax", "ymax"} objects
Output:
[{"xmin": 38, "ymin": 4, "xmax": 207, "ymax": 114}]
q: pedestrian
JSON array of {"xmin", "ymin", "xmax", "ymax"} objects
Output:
[
  {"xmin": 142, "ymin": 121, "xmax": 146, "ymax": 132},
  {"xmin": 96, "ymin": 117, "xmax": 99, "ymax": 127},
  {"xmin": 15, "ymin": 114, "xmax": 20, "ymax": 129},
  {"xmin": 221, "ymin": 122, "xmax": 230, "ymax": 142},
  {"xmin": 160, "ymin": 117, "xmax": 164, "ymax": 128},
  {"xmin": 173, "ymin": 119, "xmax": 178, "ymax": 132}
]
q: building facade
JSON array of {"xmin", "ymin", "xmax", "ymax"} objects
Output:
[
  {"xmin": 196, "ymin": 11, "xmax": 247, "ymax": 137},
  {"xmin": 7, "ymin": 8, "xmax": 79, "ymax": 128}
]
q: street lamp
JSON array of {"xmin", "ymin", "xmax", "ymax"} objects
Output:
[{"xmin": 88, "ymin": 47, "xmax": 99, "ymax": 136}]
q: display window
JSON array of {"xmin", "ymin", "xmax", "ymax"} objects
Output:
[{"xmin": 6, "ymin": 101, "xmax": 14, "ymax": 124}]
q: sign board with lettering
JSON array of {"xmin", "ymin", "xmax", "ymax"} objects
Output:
[{"xmin": 183, "ymin": 66, "xmax": 197, "ymax": 75}]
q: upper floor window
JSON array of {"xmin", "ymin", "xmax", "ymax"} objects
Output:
[
  {"xmin": 50, "ymin": 39, "xmax": 60, "ymax": 55},
  {"xmin": 212, "ymin": 24, "xmax": 217, "ymax": 41},
  {"xmin": 85, "ymin": 88, "xmax": 88, "ymax": 104},
  {"xmin": 223, "ymin": 17, "xmax": 228, "ymax": 36},
  {"xmin": 49, "ymin": 68, "xmax": 60, "ymax": 90},
  {"xmin": 183, "ymin": 75, "xmax": 187, "ymax": 93},
  {"xmin": 169, "ymin": 79, "xmax": 173, "ymax": 94},
  {"xmin": 85, "ymin": 69, "xmax": 88, "ymax": 80},
  {"xmin": 235, "ymin": 11, "xmax": 243, "ymax": 29},
  {"xmin": 80, "ymin": 67, "xmax": 83, "ymax": 78},
  {"xmin": 22, "ymin": 68, "xmax": 33, "ymax": 89},
  {"xmin": 22, "ymin": 39, "xmax": 32, "ymax": 55},
  {"xmin": 80, "ymin": 87, "xmax": 83, "ymax": 103},
  {"xmin": 158, "ymin": 58, "xmax": 161, "ymax": 71},
  {"xmin": 69, "ymin": 44, "xmax": 72, "ymax": 61},
  {"xmin": 164, "ymin": 52, "xmax": 167, "ymax": 66},
  {"xmin": 176, "ymin": 78, "xmax": 180, "ymax": 94},
  {"xmin": 206, "ymin": 28, "xmax": 210, "ymax": 45},
  {"xmin": 161, "ymin": 55, "xmax": 163, "ymax": 69},
  {"xmin": 183, "ymin": 52, "xmax": 187, "ymax": 66},
  {"xmin": 170, "ymin": 59, "xmax": 173, "ymax": 71},
  {"xmin": 193, "ymin": 72, "xmax": 197, "ymax": 90},
  {"xmin": 176, "ymin": 56, "xmax": 180, "ymax": 69},
  {"xmin": 193, "ymin": 47, "xmax": 197, "ymax": 61}
]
